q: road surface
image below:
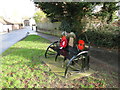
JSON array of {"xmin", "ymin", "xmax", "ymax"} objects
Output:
[{"xmin": 0, "ymin": 26, "xmax": 37, "ymax": 54}]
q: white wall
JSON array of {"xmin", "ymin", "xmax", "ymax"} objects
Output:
[
  {"xmin": 37, "ymin": 22, "xmax": 61, "ymax": 30},
  {"xmin": 0, "ymin": 23, "xmax": 12, "ymax": 32},
  {"xmin": 30, "ymin": 18, "xmax": 36, "ymax": 26},
  {"xmin": 12, "ymin": 25, "xmax": 19, "ymax": 30},
  {"xmin": 0, "ymin": 23, "xmax": 4, "ymax": 32},
  {"xmin": 3, "ymin": 25, "xmax": 12, "ymax": 32}
]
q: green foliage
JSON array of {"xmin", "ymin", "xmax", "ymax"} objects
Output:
[
  {"xmin": 34, "ymin": 2, "xmax": 95, "ymax": 36},
  {"xmin": 59, "ymin": 20, "xmax": 72, "ymax": 32},
  {"xmin": 33, "ymin": 10, "xmax": 47, "ymax": 23},
  {"xmin": 93, "ymin": 2, "xmax": 119, "ymax": 24},
  {"xmin": 112, "ymin": 11, "xmax": 119, "ymax": 21},
  {"xmin": 34, "ymin": 2, "xmax": 119, "ymax": 36},
  {"xmin": 85, "ymin": 25, "xmax": 119, "ymax": 48}
]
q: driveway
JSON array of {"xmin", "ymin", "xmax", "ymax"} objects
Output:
[{"xmin": 0, "ymin": 26, "xmax": 37, "ymax": 54}]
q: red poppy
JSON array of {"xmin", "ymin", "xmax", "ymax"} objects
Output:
[
  {"xmin": 60, "ymin": 36, "xmax": 68, "ymax": 48},
  {"xmin": 78, "ymin": 40, "xmax": 85, "ymax": 50}
]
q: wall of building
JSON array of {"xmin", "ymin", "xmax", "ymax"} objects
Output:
[
  {"xmin": 37, "ymin": 22, "xmax": 61, "ymax": 31},
  {"xmin": 12, "ymin": 24, "xmax": 20, "ymax": 30},
  {"xmin": 0, "ymin": 23, "xmax": 13, "ymax": 32},
  {"xmin": 3, "ymin": 25, "xmax": 12, "ymax": 32},
  {"xmin": 24, "ymin": 20, "xmax": 30, "ymax": 26},
  {"xmin": 0, "ymin": 23, "xmax": 4, "ymax": 32}
]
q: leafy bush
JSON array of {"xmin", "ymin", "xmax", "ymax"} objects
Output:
[
  {"xmin": 59, "ymin": 20, "xmax": 73, "ymax": 33},
  {"xmin": 85, "ymin": 25, "xmax": 119, "ymax": 49}
]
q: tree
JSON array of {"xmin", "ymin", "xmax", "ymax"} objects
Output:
[
  {"xmin": 34, "ymin": 2, "xmax": 119, "ymax": 37},
  {"xmin": 33, "ymin": 10, "xmax": 47, "ymax": 23},
  {"xmin": 94, "ymin": 2, "xmax": 119, "ymax": 24},
  {"xmin": 34, "ymin": 2, "xmax": 95, "ymax": 37}
]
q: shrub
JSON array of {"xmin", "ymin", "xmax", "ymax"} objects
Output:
[{"xmin": 85, "ymin": 25, "xmax": 119, "ymax": 49}]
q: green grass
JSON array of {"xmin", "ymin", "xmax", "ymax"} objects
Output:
[{"xmin": 0, "ymin": 35, "xmax": 109, "ymax": 88}]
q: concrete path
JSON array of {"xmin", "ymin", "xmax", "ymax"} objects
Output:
[
  {"xmin": 90, "ymin": 46, "xmax": 118, "ymax": 71},
  {"xmin": 0, "ymin": 26, "xmax": 37, "ymax": 54},
  {"xmin": 37, "ymin": 33, "xmax": 59, "ymax": 42}
]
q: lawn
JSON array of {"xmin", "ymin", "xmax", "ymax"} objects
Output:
[{"xmin": 0, "ymin": 35, "xmax": 118, "ymax": 88}]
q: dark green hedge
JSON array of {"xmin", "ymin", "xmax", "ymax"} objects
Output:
[{"xmin": 85, "ymin": 29, "xmax": 119, "ymax": 49}]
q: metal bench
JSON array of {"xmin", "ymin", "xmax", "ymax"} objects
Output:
[{"xmin": 45, "ymin": 31, "xmax": 90, "ymax": 77}]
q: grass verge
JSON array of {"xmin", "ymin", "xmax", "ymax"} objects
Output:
[{"xmin": 0, "ymin": 35, "xmax": 118, "ymax": 88}]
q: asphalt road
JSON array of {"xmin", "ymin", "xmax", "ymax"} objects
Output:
[{"xmin": 0, "ymin": 26, "xmax": 37, "ymax": 55}]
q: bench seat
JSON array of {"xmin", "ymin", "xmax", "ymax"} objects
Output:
[{"xmin": 51, "ymin": 46, "xmax": 80, "ymax": 60}]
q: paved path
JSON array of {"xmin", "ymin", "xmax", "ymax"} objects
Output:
[
  {"xmin": 37, "ymin": 33, "xmax": 59, "ymax": 42},
  {"xmin": 90, "ymin": 46, "xmax": 118, "ymax": 71},
  {"xmin": 0, "ymin": 26, "xmax": 37, "ymax": 54}
]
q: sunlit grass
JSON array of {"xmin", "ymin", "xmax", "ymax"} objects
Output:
[
  {"xmin": 1, "ymin": 35, "xmax": 54, "ymax": 88},
  {"xmin": 0, "ymin": 35, "xmax": 108, "ymax": 88}
]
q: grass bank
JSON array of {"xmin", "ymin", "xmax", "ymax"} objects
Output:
[{"xmin": 0, "ymin": 35, "xmax": 118, "ymax": 88}]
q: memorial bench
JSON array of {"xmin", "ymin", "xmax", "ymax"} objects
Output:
[{"xmin": 45, "ymin": 31, "xmax": 90, "ymax": 77}]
